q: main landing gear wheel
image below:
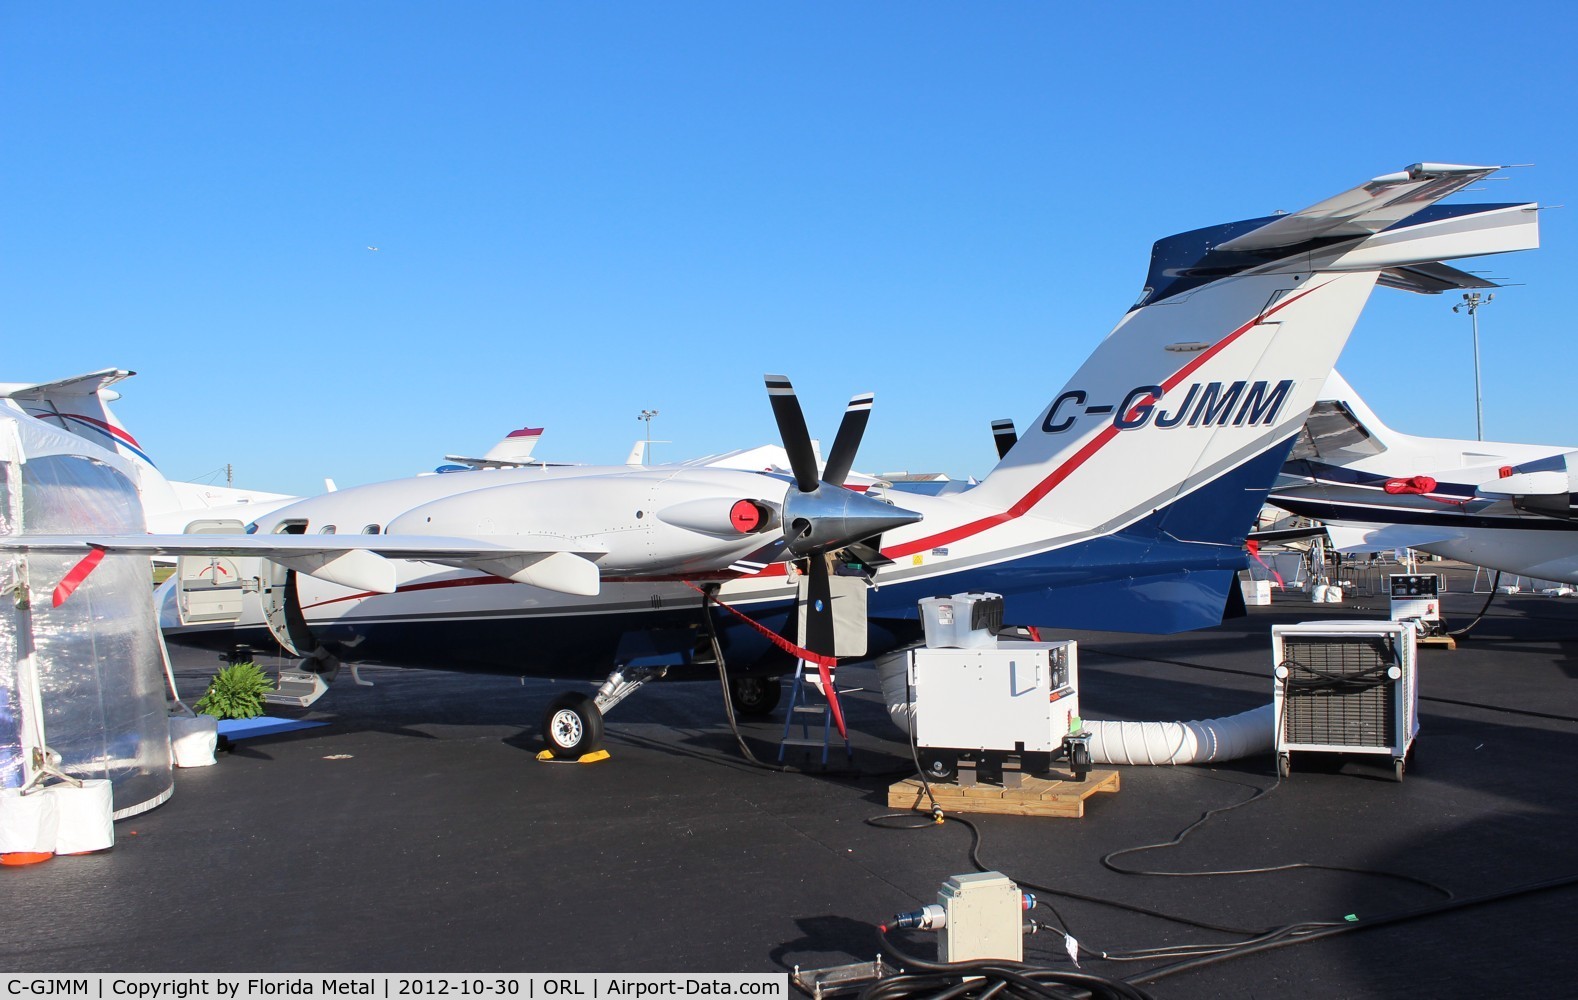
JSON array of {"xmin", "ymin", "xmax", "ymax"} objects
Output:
[
  {"xmin": 728, "ymin": 676, "xmax": 782, "ymax": 717},
  {"xmin": 542, "ymin": 692, "xmax": 604, "ymax": 758}
]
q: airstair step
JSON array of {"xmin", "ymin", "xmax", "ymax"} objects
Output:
[{"xmin": 264, "ymin": 671, "xmax": 330, "ymax": 708}]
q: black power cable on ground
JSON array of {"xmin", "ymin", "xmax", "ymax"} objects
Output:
[
  {"xmin": 1124, "ymin": 872, "xmax": 1578, "ymax": 986},
  {"xmin": 860, "ymin": 667, "xmax": 1479, "ymax": 975},
  {"xmin": 698, "ymin": 584, "xmax": 801, "ymax": 773},
  {"xmin": 866, "ymin": 925, "xmax": 1158, "ymax": 1000}
]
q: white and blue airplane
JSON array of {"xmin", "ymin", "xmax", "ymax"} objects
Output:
[
  {"xmin": 1270, "ymin": 370, "xmax": 1578, "ymax": 584},
  {"xmin": 2, "ymin": 163, "xmax": 1541, "ymax": 756}
]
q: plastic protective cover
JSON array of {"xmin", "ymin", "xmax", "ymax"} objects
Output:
[
  {"xmin": 0, "ymin": 457, "xmax": 23, "ymax": 791},
  {"xmin": 3, "ymin": 452, "xmax": 173, "ymax": 817}
]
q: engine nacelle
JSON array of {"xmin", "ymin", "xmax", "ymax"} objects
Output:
[
  {"xmin": 383, "ymin": 469, "xmax": 795, "ymax": 575},
  {"xmin": 654, "ymin": 497, "xmax": 780, "ymax": 537},
  {"xmin": 1478, "ymin": 451, "xmax": 1578, "ymax": 520}
]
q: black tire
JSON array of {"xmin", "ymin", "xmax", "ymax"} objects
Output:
[
  {"xmin": 922, "ymin": 752, "xmax": 958, "ymax": 782},
  {"xmin": 728, "ymin": 676, "xmax": 782, "ymax": 717},
  {"xmin": 542, "ymin": 692, "xmax": 604, "ymax": 758},
  {"xmin": 1070, "ymin": 745, "xmax": 1092, "ymax": 782}
]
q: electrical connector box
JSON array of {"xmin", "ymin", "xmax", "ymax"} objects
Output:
[
  {"xmin": 938, "ymin": 872, "xmax": 1023, "ymax": 963},
  {"xmin": 1272, "ymin": 619, "xmax": 1419, "ymax": 781}
]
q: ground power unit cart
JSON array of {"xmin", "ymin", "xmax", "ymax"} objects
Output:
[{"xmin": 908, "ymin": 639, "xmax": 1092, "ymax": 785}]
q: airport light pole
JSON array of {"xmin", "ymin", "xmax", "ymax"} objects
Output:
[
  {"xmin": 638, "ymin": 409, "xmax": 659, "ymax": 464},
  {"xmin": 1452, "ymin": 292, "xmax": 1493, "ymax": 440}
]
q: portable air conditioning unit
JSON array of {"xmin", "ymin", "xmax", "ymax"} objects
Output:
[
  {"xmin": 909, "ymin": 639, "xmax": 1090, "ymax": 782},
  {"xmin": 1271, "ymin": 620, "xmax": 1418, "ymax": 781}
]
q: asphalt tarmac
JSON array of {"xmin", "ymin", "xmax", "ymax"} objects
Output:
[{"xmin": 6, "ymin": 564, "xmax": 1576, "ymax": 999}]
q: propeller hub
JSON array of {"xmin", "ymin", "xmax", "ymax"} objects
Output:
[{"xmin": 782, "ymin": 486, "xmax": 921, "ymax": 556}]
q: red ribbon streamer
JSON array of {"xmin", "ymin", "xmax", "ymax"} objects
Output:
[
  {"xmin": 1246, "ymin": 539, "xmax": 1284, "ymax": 588},
  {"xmin": 53, "ymin": 548, "xmax": 106, "ymax": 607},
  {"xmin": 685, "ymin": 581, "xmax": 835, "ymax": 668},
  {"xmin": 685, "ymin": 581, "xmax": 846, "ymax": 739},
  {"xmin": 1384, "ymin": 476, "xmax": 1438, "ymax": 495},
  {"xmin": 1383, "ymin": 475, "xmax": 1470, "ymax": 505}
]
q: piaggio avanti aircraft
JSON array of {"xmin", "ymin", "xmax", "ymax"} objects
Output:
[
  {"xmin": 1270, "ymin": 370, "xmax": 1578, "ymax": 585},
  {"xmin": 3, "ymin": 163, "xmax": 1541, "ymax": 756}
]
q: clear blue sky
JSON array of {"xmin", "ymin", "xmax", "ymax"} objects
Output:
[{"xmin": 4, "ymin": 2, "xmax": 1573, "ymax": 497}]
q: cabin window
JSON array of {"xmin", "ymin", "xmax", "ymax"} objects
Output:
[
  {"xmin": 362, "ymin": 524, "xmax": 382, "ymax": 535},
  {"xmin": 318, "ymin": 524, "xmax": 337, "ymax": 535}
]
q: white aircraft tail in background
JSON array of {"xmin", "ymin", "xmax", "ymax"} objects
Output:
[
  {"xmin": 1271, "ymin": 371, "xmax": 1578, "ymax": 584},
  {"xmin": 0, "ymin": 369, "xmax": 296, "ymax": 532},
  {"xmin": 441, "ymin": 426, "xmax": 544, "ymax": 471}
]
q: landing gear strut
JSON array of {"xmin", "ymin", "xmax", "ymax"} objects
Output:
[{"xmin": 540, "ymin": 664, "xmax": 669, "ymax": 758}]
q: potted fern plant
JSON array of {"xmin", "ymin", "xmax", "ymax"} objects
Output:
[{"xmin": 195, "ymin": 661, "xmax": 272, "ymax": 721}]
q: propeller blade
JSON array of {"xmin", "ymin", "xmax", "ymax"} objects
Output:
[
  {"xmin": 804, "ymin": 559, "xmax": 847, "ymax": 740},
  {"xmin": 842, "ymin": 540, "xmax": 894, "ymax": 570},
  {"xmin": 805, "ymin": 558, "xmax": 836, "ymax": 655},
  {"xmin": 992, "ymin": 418, "xmax": 1018, "ymax": 460},
  {"xmin": 764, "ymin": 374, "xmax": 821, "ymax": 494},
  {"xmin": 822, "ymin": 392, "xmax": 873, "ymax": 488}
]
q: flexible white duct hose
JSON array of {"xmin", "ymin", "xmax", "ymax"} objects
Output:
[
  {"xmin": 1084, "ymin": 705, "xmax": 1273, "ymax": 765},
  {"xmin": 876, "ymin": 649, "xmax": 918, "ymax": 736},
  {"xmin": 875, "ymin": 650, "xmax": 1273, "ymax": 766}
]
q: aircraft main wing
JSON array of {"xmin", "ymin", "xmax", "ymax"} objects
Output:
[
  {"xmin": 1322, "ymin": 522, "xmax": 1464, "ymax": 554},
  {"xmin": 1215, "ymin": 163, "xmax": 1501, "ymax": 252},
  {"xmin": 0, "ymin": 532, "xmax": 608, "ymax": 600}
]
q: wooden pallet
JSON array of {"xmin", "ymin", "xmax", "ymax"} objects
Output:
[
  {"xmin": 887, "ymin": 769, "xmax": 1120, "ymax": 818},
  {"xmin": 1418, "ymin": 635, "xmax": 1457, "ymax": 649}
]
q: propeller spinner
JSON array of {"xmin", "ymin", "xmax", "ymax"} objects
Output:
[
  {"xmin": 764, "ymin": 376, "xmax": 922, "ymax": 555},
  {"xmin": 763, "ymin": 374, "xmax": 922, "ymax": 740}
]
